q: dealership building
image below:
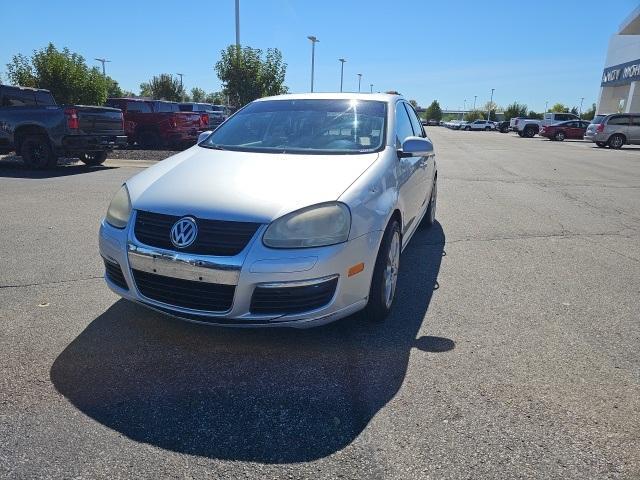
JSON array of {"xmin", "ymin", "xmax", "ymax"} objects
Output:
[{"xmin": 597, "ymin": 6, "xmax": 640, "ymax": 114}]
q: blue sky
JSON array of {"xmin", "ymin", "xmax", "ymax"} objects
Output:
[{"xmin": 1, "ymin": 0, "xmax": 637, "ymax": 111}]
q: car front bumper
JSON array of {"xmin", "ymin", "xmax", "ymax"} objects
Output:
[{"xmin": 99, "ymin": 213, "xmax": 383, "ymax": 328}]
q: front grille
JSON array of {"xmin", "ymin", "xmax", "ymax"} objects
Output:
[
  {"xmin": 103, "ymin": 258, "xmax": 128, "ymax": 290},
  {"xmin": 134, "ymin": 210, "xmax": 260, "ymax": 256},
  {"xmin": 250, "ymin": 277, "xmax": 338, "ymax": 315},
  {"xmin": 132, "ymin": 269, "xmax": 235, "ymax": 312}
]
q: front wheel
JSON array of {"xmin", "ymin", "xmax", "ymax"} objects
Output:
[
  {"xmin": 363, "ymin": 219, "xmax": 401, "ymax": 322},
  {"xmin": 523, "ymin": 127, "xmax": 537, "ymax": 138},
  {"xmin": 554, "ymin": 131, "xmax": 565, "ymax": 141},
  {"xmin": 79, "ymin": 151, "xmax": 108, "ymax": 166}
]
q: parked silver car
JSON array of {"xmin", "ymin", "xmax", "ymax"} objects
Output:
[
  {"xmin": 99, "ymin": 93, "xmax": 438, "ymax": 327},
  {"xmin": 585, "ymin": 113, "xmax": 640, "ymax": 149}
]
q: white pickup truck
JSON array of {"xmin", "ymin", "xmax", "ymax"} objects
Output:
[{"xmin": 509, "ymin": 117, "xmax": 542, "ymax": 138}]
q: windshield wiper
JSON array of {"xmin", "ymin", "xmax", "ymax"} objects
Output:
[{"xmin": 201, "ymin": 143, "xmax": 226, "ymax": 150}]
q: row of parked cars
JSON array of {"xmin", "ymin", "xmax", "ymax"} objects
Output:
[
  {"xmin": 430, "ymin": 110, "xmax": 640, "ymax": 149},
  {"xmin": 0, "ymin": 83, "xmax": 233, "ymax": 169}
]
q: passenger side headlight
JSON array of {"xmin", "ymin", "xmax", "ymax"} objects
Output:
[
  {"xmin": 105, "ymin": 185, "xmax": 132, "ymax": 229},
  {"xmin": 263, "ymin": 202, "xmax": 351, "ymax": 248}
]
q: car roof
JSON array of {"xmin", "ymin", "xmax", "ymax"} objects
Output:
[
  {"xmin": 256, "ymin": 92, "xmax": 403, "ymax": 104},
  {"xmin": 1, "ymin": 84, "xmax": 51, "ymax": 93}
]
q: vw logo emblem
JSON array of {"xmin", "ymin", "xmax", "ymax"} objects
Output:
[{"xmin": 170, "ymin": 217, "xmax": 198, "ymax": 248}]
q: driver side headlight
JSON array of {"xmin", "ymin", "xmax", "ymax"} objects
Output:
[
  {"xmin": 263, "ymin": 202, "xmax": 351, "ymax": 248},
  {"xmin": 105, "ymin": 185, "xmax": 132, "ymax": 229}
]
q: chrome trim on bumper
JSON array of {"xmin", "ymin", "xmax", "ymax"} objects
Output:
[
  {"xmin": 255, "ymin": 274, "xmax": 339, "ymax": 289},
  {"xmin": 127, "ymin": 242, "xmax": 241, "ymax": 285}
]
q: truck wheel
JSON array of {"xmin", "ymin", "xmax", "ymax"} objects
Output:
[
  {"xmin": 523, "ymin": 127, "xmax": 536, "ymax": 138},
  {"xmin": 21, "ymin": 135, "xmax": 57, "ymax": 169},
  {"xmin": 595, "ymin": 141, "xmax": 607, "ymax": 148},
  {"xmin": 79, "ymin": 151, "xmax": 108, "ymax": 166},
  {"xmin": 363, "ymin": 218, "xmax": 401, "ymax": 323},
  {"xmin": 138, "ymin": 131, "xmax": 162, "ymax": 149},
  {"xmin": 608, "ymin": 134, "xmax": 625, "ymax": 149},
  {"xmin": 554, "ymin": 131, "xmax": 565, "ymax": 141}
]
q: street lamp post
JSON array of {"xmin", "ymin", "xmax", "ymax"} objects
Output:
[
  {"xmin": 307, "ymin": 36, "xmax": 319, "ymax": 92},
  {"xmin": 487, "ymin": 88, "xmax": 495, "ymax": 121},
  {"xmin": 357, "ymin": 73, "xmax": 362, "ymax": 92},
  {"xmin": 473, "ymin": 95, "xmax": 477, "ymax": 110},
  {"xmin": 176, "ymin": 73, "xmax": 185, "ymax": 101},
  {"xmin": 579, "ymin": 97, "xmax": 584, "ymax": 119},
  {"xmin": 545, "ymin": 101, "xmax": 548, "ymax": 113},
  {"xmin": 339, "ymin": 58, "xmax": 346, "ymax": 92},
  {"xmin": 94, "ymin": 58, "xmax": 111, "ymax": 76},
  {"xmin": 370, "ymin": 83, "xmax": 373, "ymax": 93},
  {"xmin": 235, "ymin": 0, "xmax": 240, "ymax": 49}
]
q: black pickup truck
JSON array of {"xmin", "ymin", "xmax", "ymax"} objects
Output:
[{"xmin": 0, "ymin": 84, "xmax": 127, "ymax": 169}]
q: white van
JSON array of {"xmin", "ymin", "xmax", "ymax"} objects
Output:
[{"xmin": 542, "ymin": 112, "xmax": 580, "ymax": 127}]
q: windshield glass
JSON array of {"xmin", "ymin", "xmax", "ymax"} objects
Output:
[{"xmin": 201, "ymin": 99, "xmax": 387, "ymax": 154}]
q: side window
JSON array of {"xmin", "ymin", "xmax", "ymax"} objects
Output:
[
  {"xmin": 403, "ymin": 103, "xmax": 425, "ymax": 137},
  {"xmin": 395, "ymin": 103, "xmax": 416, "ymax": 145},
  {"xmin": 608, "ymin": 115, "xmax": 630, "ymax": 126},
  {"xmin": 631, "ymin": 116, "xmax": 640, "ymax": 127},
  {"xmin": 35, "ymin": 91, "xmax": 55, "ymax": 106},
  {"xmin": 127, "ymin": 101, "xmax": 151, "ymax": 113},
  {"xmin": 1, "ymin": 89, "xmax": 37, "ymax": 106}
]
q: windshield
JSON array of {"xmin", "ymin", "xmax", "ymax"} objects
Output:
[{"xmin": 201, "ymin": 99, "xmax": 387, "ymax": 154}]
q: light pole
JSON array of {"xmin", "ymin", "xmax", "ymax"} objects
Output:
[
  {"xmin": 579, "ymin": 97, "xmax": 584, "ymax": 119},
  {"xmin": 176, "ymin": 73, "xmax": 185, "ymax": 100},
  {"xmin": 473, "ymin": 95, "xmax": 477, "ymax": 110},
  {"xmin": 307, "ymin": 36, "xmax": 319, "ymax": 92},
  {"xmin": 357, "ymin": 73, "xmax": 362, "ymax": 92},
  {"xmin": 339, "ymin": 58, "xmax": 346, "ymax": 92},
  {"xmin": 545, "ymin": 101, "xmax": 548, "ymax": 113},
  {"xmin": 370, "ymin": 83, "xmax": 373, "ymax": 93},
  {"xmin": 487, "ymin": 88, "xmax": 495, "ymax": 121},
  {"xmin": 235, "ymin": 0, "xmax": 240, "ymax": 49},
  {"xmin": 94, "ymin": 58, "xmax": 111, "ymax": 76}
]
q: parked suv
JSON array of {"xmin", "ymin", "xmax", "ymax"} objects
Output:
[
  {"xmin": 0, "ymin": 84, "xmax": 126, "ymax": 169},
  {"xmin": 463, "ymin": 119, "xmax": 494, "ymax": 131},
  {"xmin": 585, "ymin": 113, "xmax": 640, "ymax": 149},
  {"xmin": 105, "ymin": 98, "xmax": 206, "ymax": 149},
  {"xmin": 542, "ymin": 112, "xmax": 580, "ymax": 127}
]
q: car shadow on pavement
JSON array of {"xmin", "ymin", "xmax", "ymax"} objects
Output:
[
  {"xmin": 50, "ymin": 222, "xmax": 448, "ymax": 463},
  {"xmin": 0, "ymin": 156, "xmax": 116, "ymax": 178}
]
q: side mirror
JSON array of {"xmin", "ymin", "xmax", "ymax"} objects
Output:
[
  {"xmin": 198, "ymin": 131, "xmax": 213, "ymax": 144},
  {"xmin": 398, "ymin": 136, "xmax": 434, "ymax": 157}
]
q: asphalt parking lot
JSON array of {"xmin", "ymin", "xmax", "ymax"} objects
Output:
[{"xmin": 1, "ymin": 130, "xmax": 639, "ymax": 479}]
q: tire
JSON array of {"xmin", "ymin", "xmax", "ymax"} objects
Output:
[
  {"xmin": 523, "ymin": 127, "xmax": 536, "ymax": 138},
  {"xmin": 608, "ymin": 134, "xmax": 625, "ymax": 149},
  {"xmin": 421, "ymin": 176, "xmax": 437, "ymax": 228},
  {"xmin": 363, "ymin": 219, "xmax": 401, "ymax": 323},
  {"xmin": 517, "ymin": 131, "xmax": 524, "ymax": 137},
  {"xmin": 137, "ymin": 130, "xmax": 162, "ymax": 149},
  {"xmin": 596, "ymin": 141, "xmax": 607, "ymax": 148},
  {"xmin": 485, "ymin": 126, "xmax": 491, "ymax": 131},
  {"xmin": 465, "ymin": 126, "xmax": 470, "ymax": 131},
  {"xmin": 79, "ymin": 151, "xmax": 108, "ymax": 166},
  {"xmin": 554, "ymin": 131, "xmax": 565, "ymax": 141},
  {"xmin": 20, "ymin": 135, "xmax": 57, "ymax": 169}
]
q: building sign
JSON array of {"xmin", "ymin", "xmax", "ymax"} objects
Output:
[{"xmin": 601, "ymin": 59, "xmax": 640, "ymax": 87}]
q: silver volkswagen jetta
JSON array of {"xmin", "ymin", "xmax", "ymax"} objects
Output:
[{"xmin": 99, "ymin": 93, "xmax": 437, "ymax": 327}]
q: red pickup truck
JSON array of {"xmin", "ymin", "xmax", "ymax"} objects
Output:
[{"xmin": 105, "ymin": 98, "xmax": 207, "ymax": 149}]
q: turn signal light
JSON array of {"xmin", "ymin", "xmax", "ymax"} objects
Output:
[{"xmin": 348, "ymin": 262, "xmax": 365, "ymax": 277}]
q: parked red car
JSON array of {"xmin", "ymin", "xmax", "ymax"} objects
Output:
[
  {"xmin": 105, "ymin": 98, "xmax": 207, "ymax": 148},
  {"xmin": 540, "ymin": 120, "xmax": 590, "ymax": 141}
]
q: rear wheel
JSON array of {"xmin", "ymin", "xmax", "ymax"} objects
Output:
[
  {"xmin": 554, "ymin": 131, "xmax": 565, "ymax": 141},
  {"xmin": 79, "ymin": 151, "xmax": 108, "ymax": 166},
  {"xmin": 608, "ymin": 134, "xmax": 625, "ymax": 149},
  {"xmin": 523, "ymin": 126, "xmax": 537, "ymax": 138},
  {"xmin": 20, "ymin": 135, "xmax": 57, "ymax": 169},
  {"xmin": 595, "ymin": 141, "xmax": 607, "ymax": 148},
  {"xmin": 363, "ymin": 219, "xmax": 401, "ymax": 323}
]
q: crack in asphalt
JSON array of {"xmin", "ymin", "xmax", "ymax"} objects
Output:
[{"xmin": 0, "ymin": 275, "xmax": 104, "ymax": 290}]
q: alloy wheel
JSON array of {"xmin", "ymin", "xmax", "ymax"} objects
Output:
[{"xmin": 383, "ymin": 231, "xmax": 400, "ymax": 309}]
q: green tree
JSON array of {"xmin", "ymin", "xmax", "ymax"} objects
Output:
[
  {"xmin": 409, "ymin": 99, "xmax": 418, "ymax": 108},
  {"xmin": 550, "ymin": 103, "xmax": 569, "ymax": 113},
  {"xmin": 190, "ymin": 87, "xmax": 206, "ymax": 102},
  {"xmin": 106, "ymin": 77, "xmax": 124, "ymax": 98},
  {"xmin": 581, "ymin": 103, "xmax": 596, "ymax": 121},
  {"xmin": 205, "ymin": 91, "xmax": 226, "ymax": 104},
  {"xmin": 5, "ymin": 43, "xmax": 110, "ymax": 105},
  {"xmin": 423, "ymin": 100, "xmax": 443, "ymax": 121},
  {"xmin": 504, "ymin": 102, "xmax": 528, "ymax": 121},
  {"xmin": 464, "ymin": 110, "xmax": 486, "ymax": 121},
  {"xmin": 527, "ymin": 110, "xmax": 543, "ymax": 120},
  {"xmin": 139, "ymin": 74, "xmax": 185, "ymax": 101},
  {"xmin": 215, "ymin": 45, "xmax": 287, "ymax": 107}
]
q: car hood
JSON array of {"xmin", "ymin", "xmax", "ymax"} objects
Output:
[{"xmin": 126, "ymin": 146, "xmax": 379, "ymax": 223}]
